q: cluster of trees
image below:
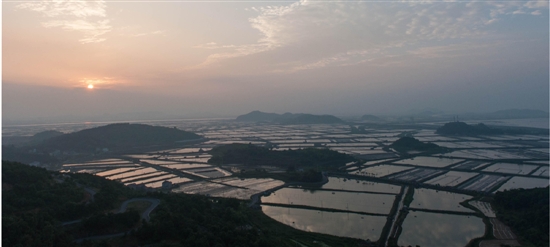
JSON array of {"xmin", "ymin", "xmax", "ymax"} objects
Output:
[
  {"xmin": 208, "ymin": 143, "xmax": 355, "ymax": 171},
  {"xmin": 2, "ymin": 161, "xmax": 141, "ymax": 246},
  {"xmin": 388, "ymin": 137, "xmax": 445, "ymax": 153},
  {"xmin": 134, "ymin": 194, "xmax": 280, "ymax": 246},
  {"xmin": 493, "ymin": 187, "xmax": 549, "ymax": 247},
  {"xmin": 82, "ymin": 211, "xmax": 140, "ymax": 236}
]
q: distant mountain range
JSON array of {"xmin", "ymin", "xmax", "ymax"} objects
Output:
[
  {"xmin": 236, "ymin": 111, "xmax": 344, "ymax": 124},
  {"xmin": 436, "ymin": 122, "xmax": 504, "ymax": 136},
  {"xmin": 436, "ymin": 121, "xmax": 549, "ymax": 136},
  {"xmin": 360, "ymin": 114, "xmax": 383, "ymax": 122}
]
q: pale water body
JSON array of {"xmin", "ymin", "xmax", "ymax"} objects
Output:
[
  {"xmin": 496, "ymin": 176, "xmax": 549, "ymax": 191},
  {"xmin": 353, "ymin": 164, "xmax": 413, "ymax": 177},
  {"xmin": 425, "ymin": 171, "xmax": 478, "ymax": 187},
  {"xmin": 477, "ymin": 118, "xmax": 549, "ymax": 129},
  {"xmin": 161, "ymin": 163, "xmax": 212, "ymax": 170},
  {"xmin": 459, "ymin": 174, "xmax": 508, "ymax": 192},
  {"xmin": 173, "ymin": 181, "xmax": 228, "ymax": 195},
  {"xmin": 445, "ymin": 150, "xmax": 529, "ymax": 160},
  {"xmin": 105, "ymin": 167, "xmax": 158, "ymax": 180},
  {"xmin": 387, "ymin": 168, "xmax": 444, "ymax": 182},
  {"xmin": 125, "ymin": 174, "xmax": 176, "ymax": 185},
  {"xmin": 393, "ymin": 156, "xmax": 463, "ymax": 168},
  {"xmin": 410, "ymin": 188, "xmax": 473, "ymax": 213},
  {"xmin": 532, "ymin": 166, "xmax": 549, "ymax": 177},
  {"xmin": 214, "ymin": 178, "xmax": 284, "ymax": 191},
  {"xmin": 262, "ymin": 188, "xmax": 395, "ymax": 215},
  {"xmin": 482, "ymin": 163, "xmax": 539, "ymax": 175},
  {"xmin": 120, "ymin": 171, "xmax": 167, "ymax": 183},
  {"xmin": 262, "ymin": 205, "xmax": 387, "ymax": 241},
  {"xmin": 141, "ymin": 159, "xmax": 180, "ymax": 165},
  {"xmin": 144, "ymin": 176, "xmax": 192, "ymax": 188},
  {"xmin": 398, "ymin": 211, "xmax": 485, "ymax": 247},
  {"xmin": 320, "ymin": 177, "xmax": 401, "ymax": 194}
]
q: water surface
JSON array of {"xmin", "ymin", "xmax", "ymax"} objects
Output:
[
  {"xmin": 398, "ymin": 211, "xmax": 485, "ymax": 247},
  {"xmin": 262, "ymin": 205, "xmax": 387, "ymax": 241}
]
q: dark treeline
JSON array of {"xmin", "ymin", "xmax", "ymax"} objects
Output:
[
  {"xmin": 493, "ymin": 187, "xmax": 549, "ymax": 247},
  {"xmin": 387, "ymin": 137, "xmax": 446, "ymax": 154},
  {"xmin": 208, "ymin": 143, "xmax": 356, "ymax": 170}
]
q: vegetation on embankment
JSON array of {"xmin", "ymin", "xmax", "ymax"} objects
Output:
[
  {"xmin": 208, "ymin": 143, "xmax": 356, "ymax": 171},
  {"xmin": 492, "ymin": 187, "xmax": 549, "ymax": 247},
  {"xmin": 387, "ymin": 137, "xmax": 447, "ymax": 154}
]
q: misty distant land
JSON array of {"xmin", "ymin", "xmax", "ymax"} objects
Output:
[{"xmin": 235, "ymin": 110, "xmax": 344, "ymax": 124}]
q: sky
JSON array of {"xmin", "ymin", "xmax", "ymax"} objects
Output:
[{"xmin": 2, "ymin": 0, "xmax": 549, "ymax": 124}]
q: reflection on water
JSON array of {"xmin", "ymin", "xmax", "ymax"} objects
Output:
[
  {"xmin": 482, "ymin": 163, "xmax": 539, "ymax": 175},
  {"xmin": 411, "ymin": 188, "xmax": 473, "ymax": 213},
  {"xmin": 353, "ymin": 164, "xmax": 412, "ymax": 177},
  {"xmin": 497, "ymin": 176, "xmax": 549, "ymax": 191},
  {"xmin": 262, "ymin": 188, "xmax": 395, "ymax": 215},
  {"xmin": 393, "ymin": 156, "xmax": 463, "ymax": 168},
  {"xmin": 321, "ymin": 177, "xmax": 401, "ymax": 194},
  {"xmin": 398, "ymin": 211, "xmax": 485, "ymax": 247},
  {"xmin": 262, "ymin": 205, "xmax": 387, "ymax": 241}
]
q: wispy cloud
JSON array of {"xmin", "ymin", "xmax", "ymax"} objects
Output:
[
  {"xmin": 17, "ymin": 0, "xmax": 110, "ymax": 44},
  {"xmin": 192, "ymin": 0, "xmax": 547, "ymax": 73},
  {"xmin": 132, "ymin": 30, "xmax": 166, "ymax": 37}
]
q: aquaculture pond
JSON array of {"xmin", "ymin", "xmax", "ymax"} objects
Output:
[
  {"xmin": 496, "ymin": 176, "xmax": 549, "ymax": 191},
  {"xmin": 261, "ymin": 205, "xmax": 387, "ymax": 241},
  {"xmin": 352, "ymin": 164, "xmax": 412, "ymax": 177},
  {"xmin": 319, "ymin": 177, "xmax": 400, "ymax": 194},
  {"xmin": 262, "ymin": 188, "xmax": 395, "ymax": 215},
  {"xmin": 393, "ymin": 156, "xmax": 462, "ymax": 168},
  {"xmin": 409, "ymin": 188, "xmax": 473, "ymax": 213},
  {"xmin": 532, "ymin": 166, "xmax": 549, "ymax": 177},
  {"xmin": 482, "ymin": 163, "xmax": 539, "ymax": 175},
  {"xmin": 425, "ymin": 171, "xmax": 478, "ymax": 187},
  {"xmin": 398, "ymin": 211, "xmax": 485, "ymax": 247}
]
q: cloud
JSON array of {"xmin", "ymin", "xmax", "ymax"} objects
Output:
[
  {"xmin": 132, "ymin": 30, "xmax": 166, "ymax": 37},
  {"xmin": 77, "ymin": 76, "xmax": 124, "ymax": 88},
  {"xmin": 191, "ymin": 0, "xmax": 545, "ymax": 72},
  {"xmin": 524, "ymin": 0, "xmax": 549, "ymax": 9},
  {"xmin": 42, "ymin": 19, "xmax": 111, "ymax": 43},
  {"xmin": 17, "ymin": 0, "xmax": 110, "ymax": 43}
]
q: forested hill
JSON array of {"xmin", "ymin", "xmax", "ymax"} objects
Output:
[
  {"xmin": 208, "ymin": 143, "xmax": 355, "ymax": 170},
  {"xmin": 436, "ymin": 121, "xmax": 548, "ymax": 136},
  {"xmin": 436, "ymin": 122, "xmax": 503, "ymax": 135},
  {"xmin": 35, "ymin": 123, "xmax": 202, "ymax": 152},
  {"xmin": 388, "ymin": 137, "xmax": 446, "ymax": 154}
]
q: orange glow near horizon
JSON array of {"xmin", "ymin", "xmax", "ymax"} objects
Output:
[{"xmin": 87, "ymin": 84, "xmax": 94, "ymax": 89}]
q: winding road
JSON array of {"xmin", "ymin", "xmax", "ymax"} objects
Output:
[
  {"xmin": 73, "ymin": 197, "xmax": 161, "ymax": 243},
  {"xmin": 118, "ymin": 197, "xmax": 160, "ymax": 222}
]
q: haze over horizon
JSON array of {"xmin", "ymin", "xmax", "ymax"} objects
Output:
[{"xmin": 3, "ymin": 0, "xmax": 549, "ymax": 124}]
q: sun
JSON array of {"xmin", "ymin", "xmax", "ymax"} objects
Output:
[{"xmin": 87, "ymin": 84, "xmax": 94, "ymax": 89}]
